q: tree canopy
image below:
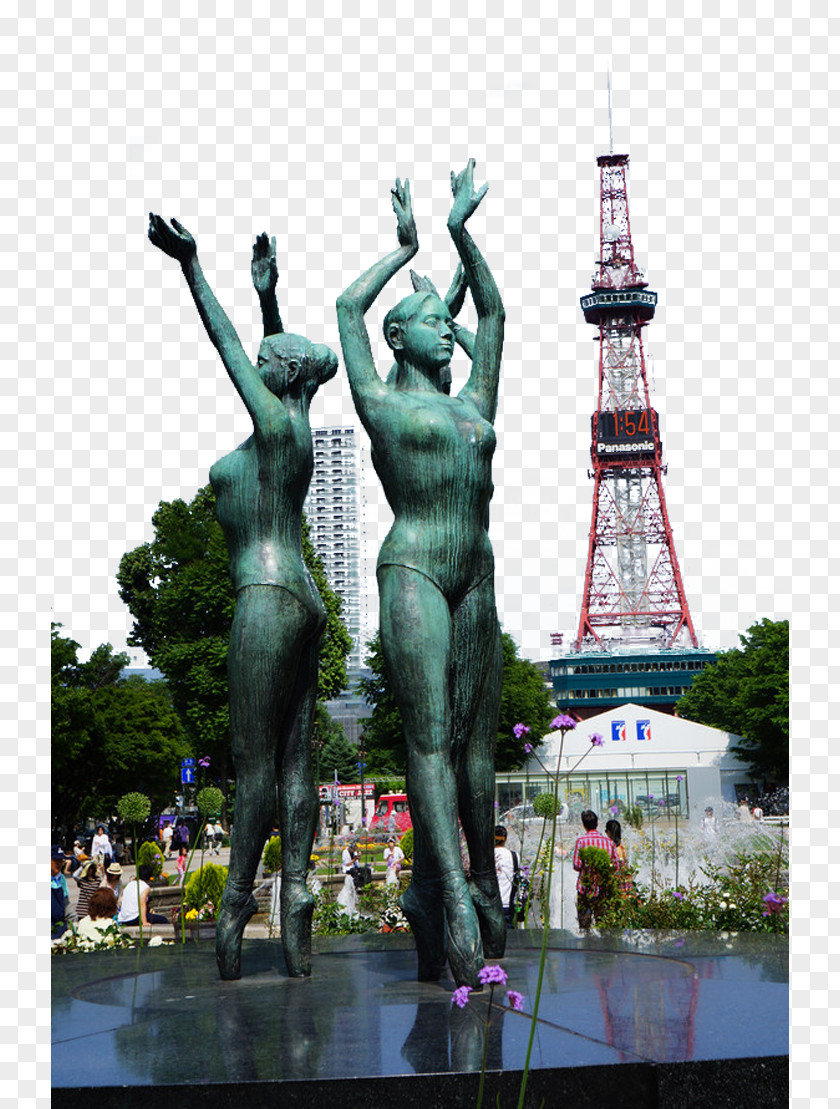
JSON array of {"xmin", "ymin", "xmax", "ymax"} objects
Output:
[
  {"xmin": 356, "ymin": 631, "xmax": 556, "ymax": 774},
  {"xmin": 116, "ymin": 485, "xmax": 353, "ymax": 785},
  {"xmin": 51, "ymin": 624, "xmax": 190, "ymax": 838},
  {"xmin": 675, "ymin": 618, "xmax": 789, "ymax": 782}
]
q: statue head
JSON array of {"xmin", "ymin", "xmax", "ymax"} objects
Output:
[
  {"xmin": 257, "ymin": 333, "xmax": 338, "ymax": 399},
  {"xmin": 383, "ymin": 292, "xmax": 454, "ymax": 375}
]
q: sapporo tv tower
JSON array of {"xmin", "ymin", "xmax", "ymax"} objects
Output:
[{"xmin": 574, "ymin": 132, "xmax": 698, "ymax": 653}]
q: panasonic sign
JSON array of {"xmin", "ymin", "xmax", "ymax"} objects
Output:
[{"xmin": 596, "ymin": 440, "xmax": 656, "ymax": 455}]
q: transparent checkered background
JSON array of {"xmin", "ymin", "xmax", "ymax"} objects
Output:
[{"xmin": 4, "ymin": 0, "xmax": 833, "ymax": 1103}]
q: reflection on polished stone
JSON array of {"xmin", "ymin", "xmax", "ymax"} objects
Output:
[{"xmin": 52, "ymin": 930, "xmax": 788, "ymax": 1100}]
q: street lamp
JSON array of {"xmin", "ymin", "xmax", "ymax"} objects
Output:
[{"xmin": 357, "ymin": 743, "xmax": 368, "ymax": 832}]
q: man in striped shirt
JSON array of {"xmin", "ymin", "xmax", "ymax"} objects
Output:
[{"xmin": 572, "ymin": 811, "xmax": 618, "ymax": 933}]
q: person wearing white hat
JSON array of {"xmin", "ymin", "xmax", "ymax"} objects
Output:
[{"xmin": 103, "ymin": 862, "xmax": 123, "ymax": 906}]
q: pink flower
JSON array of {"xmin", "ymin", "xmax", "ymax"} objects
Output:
[
  {"xmin": 451, "ymin": 986, "xmax": 473, "ymax": 1008},
  {"xmin": 513, "ymin": 723, "xmax": 530, "ymax": 739},
  {"xmin": 589, "ymin": 733, "xmax": 604, "ymax": 747},
  {"xmin": 198, "ymin": 756, "xmax": 211, "ymax": 768},
  {"xmin": 524, "ymin": 743, "xmax": 533, "ymax": 754},
  {"xmin": 506, "ymin": 990, "xmax": 524, "ymax": 1012},
  {"xmin": 478, "ymin": 964, "xmax": 508, "ymax": 986},
  {"xmin": 551, "ymin": 714, "xmax": 576, "ymax": 730}
]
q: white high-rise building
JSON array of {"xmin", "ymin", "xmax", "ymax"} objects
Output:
[{"xmin": 305, "ymin": 427, "xmax": 364, "ymax": 673}]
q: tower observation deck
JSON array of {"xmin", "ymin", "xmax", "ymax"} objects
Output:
[{"xmin": 574, "ymin": 152, "xmax": 698, "ymax": 652}]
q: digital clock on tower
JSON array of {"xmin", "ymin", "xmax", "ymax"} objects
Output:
[{"xmin": 594, "ymin": 408, "xmax": 659, "ymax": 457}]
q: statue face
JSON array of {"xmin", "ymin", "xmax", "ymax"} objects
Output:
[{"xmin": 399, "ymin": 296, "xmax": 454, "ymax": 371}]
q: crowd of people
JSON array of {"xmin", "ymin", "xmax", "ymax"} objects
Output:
[{"xmin": 50, "ymin": 819, "xmax": 204, "ymax": 940}]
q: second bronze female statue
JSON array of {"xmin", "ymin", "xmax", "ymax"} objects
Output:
[{"xmin": 337, "ymin": 161, "xmax": 506, "ymax": 988}]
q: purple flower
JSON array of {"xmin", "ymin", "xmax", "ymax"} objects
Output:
[
  {"xmin": 524, "ymin": 742, "xmax": 533, "ymax": 754},
  {"xmin": 506, "ymin": 990, "xmax": 525, "ymax": 1012},
  {"xmin": 198, "ymin": 756, "xmax": 211, "ymax": 769},
  {"xmin": 609, "ymin": 805, "xmax": 618, "ymax": 815},
  {"xmin": 513, "ymin": 723, "xmax": 531, "ymax": 739},
  {"xmin": 551, "ymin": 714, "xmax": 576, "ymax": 730},
  {"xmin": 762, "ymin": 891, "xmax": 787, "ymax": 916},
  {"xmin": 590, "ymin": 733, "xmax": 604, "ymax": 747},
  {"xmin": 478, "ymin": 964, "xmax": 508, "ymax": 986},
  {"xmin": 658, "ymin": 799, "xmax": 665, "ymax": 807},
  {"xmin": 648, "ymin": 795, "xmax": 655, "ymax": 801},
  {"xmin": 451, "ymin": 985, "xmax": 473, "ymax": 1008},
  {"xmin": 673, "ymin": 891, "xmax": 684, "ymax": 901},
  {"xmin": 676, "ymin": 775, "xmax": 683, "ymax": 782}
]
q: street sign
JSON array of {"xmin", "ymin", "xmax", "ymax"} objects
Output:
[
  {"xmin": 181, "ymin": 767, "xmax": 195, "ymax": 784},
  {"xmin": 181, "ymin": 758, "xmax": 196, "ymax": 768}
]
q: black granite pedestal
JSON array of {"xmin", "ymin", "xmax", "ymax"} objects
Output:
[{"xmin": 52, "ymin": 929, "xmax": 788, "ymax": 1108}]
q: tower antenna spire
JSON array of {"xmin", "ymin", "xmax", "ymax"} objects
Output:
[{"xmin": 607, "ymin": 70, "xmax": 613, "ymax": 154}]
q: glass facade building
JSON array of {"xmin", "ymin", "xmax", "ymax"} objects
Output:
[{"xmin": 549, "ymin": 648, "xmax": 718, "ymax": 718}]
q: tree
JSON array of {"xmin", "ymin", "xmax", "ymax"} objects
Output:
[
  {"xmin": 675, "ymin": 618, "xmax": 789, "ymax": 783},
  {"xmin": 117, "ymin": 485, "xmax": 353, "ymax": 788},
  {"xmin": 313, "ymin": 704, "xmax": 359, "ymax": 783},
  {"xmin": 51, "ymin": 624, "xmax": 190, "ymax": 838},
  {"xmin": 357, "ymin": 631, "xmax": 556, "ymax": 774}
]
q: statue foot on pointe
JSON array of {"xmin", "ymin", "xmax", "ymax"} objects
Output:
[
  {"xmin": 468, "ymin": 870, "xmax": 507, "ymax": 959},
  {"xmin": 216, "ymin": 890, "xmax": 259, "ymax": 981},
  {"xmin": 399, "ymin": 880, "xmax": 447, "ymax": 982},
  {"xmin": 443, "ymin": 877, "xmax": 484, "ymax": 989},
  {"xmin": 281, "ymin": 878, "xmax": 315, "ymax": 978}
]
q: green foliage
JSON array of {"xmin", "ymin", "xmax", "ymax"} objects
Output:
[
  {"xmin": 599, "ymin": 846, "xmax": 789, "ymax": 935},
  {"xmin": 263, "ymin": 836, "xmax": 282, "ymax": 874},
  {"xmin": 137, "ymin": 840, "xmax": 165, "ymax": 878},
  {"xmin": 356, "ymin": 634, "xmax": 405, "ymax": 773},
  {"xmin": 117, "ymin": 486, "xmax": 353, "ymax": 788},
  {"xmin": 117, "ymin": 791, "xmax": 151, "ymax": 824},
  {"xmin": 676, "ymin": 619, "xmax": 788, "ymax": 782},
  {"xmin": 51, "ymin": 921, "xmax": 135, "ymax": 954},
  {"xmin": 312, "ymin": 890, "xmax": 375, "ymax": 935},
  {"xmin": 196, "ymin": 786, "xmax": 224, "ymax": 817},
  {"xmin": 52, "ymin": 625, "xmax": 190, "ymax": 837},
  {"xmin": 374, "ymin": 778, "xmax": 406, "ymax": 797},
  {"xmin": 398, "ymin": 828, "xmax": 413, "ymax": 862},
  {"xmin": 624, "ymin": 804, "xmax": 644, "ymax": 830},
  {"xmin": 495, "ymin": 634, "xmax": 556, "ymax": 770},
  {"xmin": 357, "ymin": 631, "xmax": 556, "ymax": 774},
  {"xmin": 577, "ymin": 845, "xmax": 619, "ymax": 901},
  {"xmin": 314, "ymin": 703, "xmax": 359, "ymax": 783},
  {"xmin": 184, "ymin": 861, "xmax": 228, "ymax": 911},
  {"xmin": 532, "ymin": 792, "xmax": 562, "ymax": 818}
]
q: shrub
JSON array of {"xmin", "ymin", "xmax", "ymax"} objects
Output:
[
  {"xmin": 184, "ymin": 862, "xmax": 228, "ymax": 912},
  {"xmin": 137, "ymin": 840, "xmax": 165, "ymax": 879},
  {"xmin": 263, "ymin": 836, "xmax": 282, "ymax": 874},
  {"xmin": 533, "ymin": 792, "xmax": 563, "ymax": 818},
  {"xmin": 398, "ymin": 828, "xmax": 413, "ymax": 863}
]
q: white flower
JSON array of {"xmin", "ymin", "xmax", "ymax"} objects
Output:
[
  {"xmin": 719, "ymin": 902, "xmax": 728, "ymax": 910},
  {"xmin": 148, "ymin": 936, "xmax": 164, "ymax": 947}
]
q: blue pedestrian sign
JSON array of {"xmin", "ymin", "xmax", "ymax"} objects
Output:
[
  {"xmin": 181, "ymin": 758, "xmax": 196, "ymax": 768},
  {"xmin": 181, "ymin": 767, "xmax": 195, "ymax": 784}
]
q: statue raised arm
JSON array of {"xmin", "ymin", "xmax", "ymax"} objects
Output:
[
  {"xmin": 336, "ymin": 164, "xmax": 506, "ymax": 989},
  {"xmin": 148, "ymin": 215, "xmax": 337, "ymax": 982}
]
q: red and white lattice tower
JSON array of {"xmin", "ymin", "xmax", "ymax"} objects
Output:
[{"xmin": 574, "ymin": 152, "xmax": 698, "ymax": 652}]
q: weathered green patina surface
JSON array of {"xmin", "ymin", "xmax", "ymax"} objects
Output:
[
  {"xmin": 148, "ymin": 216, "xmax": 337, "ymax": 980},
  {"xmin": 336, "ymin": 163, "xmax": 506, "ymax": 987}
]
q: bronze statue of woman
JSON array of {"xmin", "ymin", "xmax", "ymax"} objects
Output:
[
  {"xmin": 148, "ymin": 215, "xmax": 338, "ymax": 979},
  {"xmin": 336, "ymin": 162, "xmax": 506, "ymax": 988}
]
